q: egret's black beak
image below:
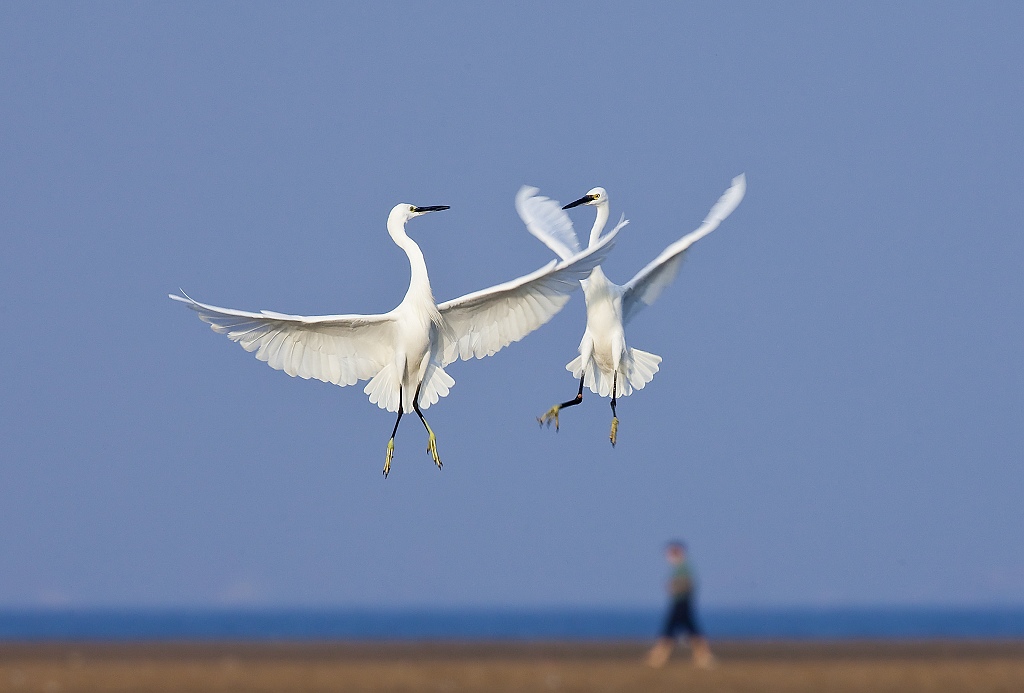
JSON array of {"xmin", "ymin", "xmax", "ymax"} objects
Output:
[
  {"xmin": 413, "ymin": 205, "xmax": 450, "ymax": 213},
  {"xmin": 562, "ymin": 195, "xmax": 595, "ymax": 210}
]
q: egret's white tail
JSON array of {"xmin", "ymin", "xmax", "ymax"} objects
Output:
[
  {"xmin": 363, "ymin": 362, "xmax": 454, "ymax": 413},
  {"xmin": 626, "ymin": 348, "xmax": 662, "ymax": 392},
  {"xmin": 566, "ymin": 347, "xmax": 662, "ymax": 398},
  {"xmin": 364, "ymin": 364, "xmax": 402, "ymax": 412},
  {"xmin": 416, "ymin": 362, "xmax": 455, "ymax": 410}
]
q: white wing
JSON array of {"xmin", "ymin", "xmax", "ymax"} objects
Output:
[
  {"xmin": 438, "ymin": 225, "xmax": 620, "ymax": 364},
  {"xmin": 170, "ymin": 293, "xmax": 395, "ymax": 386},
  {"xmin": 515, "ymin": 186, "xmax": 581, "ymax": 261},
  {"xmin": 602, "ymin": 213, "xmax": 630, "ymax": 246},
  {"xmin": 621, "ymin": 174, "xmax": 746, "ymax": 325}
]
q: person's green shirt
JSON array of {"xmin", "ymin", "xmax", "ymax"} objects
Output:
[{"xmin": 670, "ymin": 560, "xmax": 694, "ymax": 600}]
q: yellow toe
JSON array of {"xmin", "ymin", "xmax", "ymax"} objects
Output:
[
  {"xmin": 426, "ymin": 431, "xmax": 442, "ymax": 469},
  {"xmin": 539, "ymin": 406, "xmax": 561, "ymax": 431},
  {"xmin": 384, "ymin": 439, "xmax": 395, "ymax": 477}
]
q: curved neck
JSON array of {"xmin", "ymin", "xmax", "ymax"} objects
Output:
[
  {"xmin": 387, "ymin": 217, "xmax": 432, "ymax": 302},
  {"xmin": 588, "ymin": 203, "xmax": 610, "ymax": 248}
]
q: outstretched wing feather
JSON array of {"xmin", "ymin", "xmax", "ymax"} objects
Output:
[
  {"xmin": 170, "ymin": 293, "xmax": 394, "ymax": 385},
  {"xmin": 438, "ymin": 226, "xmax": 620, "ymax": 364},
  {"xmin": 621, "ymin": 174, "xmax": 746, "ymax": 325},
  {"xmin": 515, "ymin": 186, "xmax": 581, "ymax": 261}
]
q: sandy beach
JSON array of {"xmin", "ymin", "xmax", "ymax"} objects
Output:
[{"xmin": 1, "ymin": 640, "xmax": 1022, "ymax": 692}]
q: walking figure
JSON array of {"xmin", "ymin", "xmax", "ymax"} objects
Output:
[{"xmin": 647, "ymin": 541, "xmax": 714, "ymax": 668}]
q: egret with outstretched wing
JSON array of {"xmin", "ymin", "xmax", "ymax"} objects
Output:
[
  {"xmin": 516, "ymin": 175, "xmax": 745, "ymax": 445},
  {"xmin": 172, "ymin": 202, "xmax": 618, "ymax": 476}
]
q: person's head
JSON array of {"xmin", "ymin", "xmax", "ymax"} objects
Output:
[{"xmin": 665, "ymin": 540, "xmax": 686, "ymax": 564}]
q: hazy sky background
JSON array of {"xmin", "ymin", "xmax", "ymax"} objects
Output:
[{"xmin": 1, "ymin": 2, "xmax": 1022, "ymax": 609}]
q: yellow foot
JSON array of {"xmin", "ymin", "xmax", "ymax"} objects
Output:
[
  {"xmin": 610, "ymin": 417, "xmax": 619, "ymax": 447},
  {"xmin": 384, "ymin": 439, "xmax": 395, "ymax": 478},
  {"xmin": 538, "ymin": 405, "xmax": 561, "ymax": 430},
  {"xmin": 426, "ymin": 430, "xmax": 442, "ymax": 469}
]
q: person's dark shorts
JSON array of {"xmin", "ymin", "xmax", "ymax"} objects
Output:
[{"xmin": 662, "ymin": 596, "xmax": 702, "ymax": 638}]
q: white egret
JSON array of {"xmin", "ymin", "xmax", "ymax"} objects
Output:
[
  {"xmin": 172, "ymin": 203, "xmax": 619, "ymax": 476},
  {"xmin": 516, "ymin": 175, "xmax": 746, "ymax": 445}
]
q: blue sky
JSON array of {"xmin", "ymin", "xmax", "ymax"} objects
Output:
[{"xmin": 1, "ymin": 2, "xmax": 1022, "ymax": 609}]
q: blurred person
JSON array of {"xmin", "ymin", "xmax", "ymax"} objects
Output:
[{"xmin": 646, "ymin": 540, "xmax": 714, "ymax": 668}]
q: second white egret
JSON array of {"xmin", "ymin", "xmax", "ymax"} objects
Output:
[{"xmin": 516, "ymin": 175, "xmax": 746, "ymax": 445}]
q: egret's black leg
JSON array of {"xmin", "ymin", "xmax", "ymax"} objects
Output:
[
  {"xmin": 609, "ymin": 372, "xmax": 619, "ymax": 447},
  {"xmin": 413, "ymin": 383, "xmax": 442, "ymax": 469},
  {"xmin": 384, "ymin": 387, "xmax": 403, "ymax": 478},
  {"xmin": 538, "ymin": 377, "xmax": 585, "ymax": 431}
]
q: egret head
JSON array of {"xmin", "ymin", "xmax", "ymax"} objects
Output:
[
  {"xmin": 389, "ymin": 203, "xmax": 451, "ymax": 226},
  {"xmin": 562, "ymin": 187, "xmax": 607, "ymax": 210}
]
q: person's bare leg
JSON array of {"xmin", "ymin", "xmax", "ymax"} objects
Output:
[
  {"xmin": 646, "ymin": 637, "xmax": 674, "ymax": 668},
  {"xmin": 690, "ymin": 636, "xmax": 715, "ymax": 668}
]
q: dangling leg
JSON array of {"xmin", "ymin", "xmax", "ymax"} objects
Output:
[
  {"xmin": 413, "ymin": 383, "xmax": 442, "ymax": 470},
  {"xmin": 646, "ymin": 638, "xmax": 674, "ymax": 668},
  {"xmin": 609, "ymin": 372, "xmax": 619, "ymax": 447},
  {"xmin": 538, "ymin": 377, "xmax": 585, "ymax": 431},
  {"xmin": 647, "ymin": 596, "xmax": 680, "ymax": 668},
  {"xmin": 384, "ymin": 388, "xmax": 403, "ymax": 478}
]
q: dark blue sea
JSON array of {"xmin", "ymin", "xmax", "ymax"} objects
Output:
[{"xmin": 1, "ymin": 607, "xmax": 1022, "ymax": 641}]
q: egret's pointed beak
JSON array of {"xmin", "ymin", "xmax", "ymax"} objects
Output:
[
  {"xmin": 412, "ymin": 205, "xmax": 450, "ymax": 213},
  {"xmin": 562, "ymin": 195, "xmax": 595, "ymax": 210}
]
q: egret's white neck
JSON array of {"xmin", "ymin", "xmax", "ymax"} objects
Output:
[
  {"xmin": 387, "ymin": 216, "xmax": 433, "ymax": 304},
  {"xmin": 589, "ymin": 203, "xmax": 610, "ymax": 248},
  {"xmin": 583, "ymin": 263, "xmax": 605, "ymax": 287}
]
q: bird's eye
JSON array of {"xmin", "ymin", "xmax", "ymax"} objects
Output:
[
  {"xmin": 409, "ymin": 206, "xmax": 416, "ymax": 212},
  {"xmin": 592, "ymin": 193, "xmax": 600, "ymax": 200}
]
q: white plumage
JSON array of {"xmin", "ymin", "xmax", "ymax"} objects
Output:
[
  {"xmin": 172, "ymin": 202, "xmax": 619, "ymax": 475},
  {"xmin": 518, "ymin": 175, "xmax": 746, "ymax": 444}
]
